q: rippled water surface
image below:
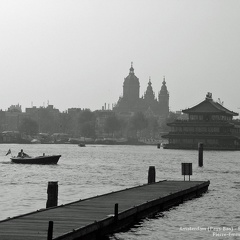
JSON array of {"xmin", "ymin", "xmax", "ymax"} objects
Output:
[{"xmin": 0, "ymin": 144, "xmax": 240, "ymax": 239}]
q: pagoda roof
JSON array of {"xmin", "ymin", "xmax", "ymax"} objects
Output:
[{"xmin": 182, "ymin": 93, "xmax": 238, "ymax": 116}]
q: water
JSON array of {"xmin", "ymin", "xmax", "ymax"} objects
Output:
[{"xmin": 1, "ymin": 144, "xmax": 240, "ymax": 239}]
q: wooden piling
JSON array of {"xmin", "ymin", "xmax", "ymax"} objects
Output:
[
  {"xmin": 46, "ymin": 181, "xmax": 58, "ymax": 208},
  {"xmin": 198, "ymin": 143, "xmax": 203, "ymax": 167},
  {"xmin": 47, "ymin": 221, "xmax": 53, "ymax": 240},
  {"xmin": 114, "ymin": 203, "xmax": 118, "ymax": 221},
  {"xmin": 148, "ymin": 166, "xmax": 156, "ymax": 184}
]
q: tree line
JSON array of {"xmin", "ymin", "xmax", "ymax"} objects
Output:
[{"xmin": 18, "ymin": 109, "xmax": 178, "ymax": 139}]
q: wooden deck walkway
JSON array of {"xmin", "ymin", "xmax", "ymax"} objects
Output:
[{"xmin": 0, "ymin": 180, "xmax": 210, "ymax": 240}]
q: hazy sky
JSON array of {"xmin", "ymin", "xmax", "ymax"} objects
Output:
[{"xmin": 1, "ymin": 0, "xmax": 240, "ymax": 114}]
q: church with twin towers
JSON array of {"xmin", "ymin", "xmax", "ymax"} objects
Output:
[{"xmin": 113, "ymin": 63, "xmax": 169, "ymax": 118}]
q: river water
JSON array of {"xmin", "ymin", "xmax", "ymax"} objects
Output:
[{"xmin": 0, "ymin": 144, "xmax": 240, "ymax": 239}]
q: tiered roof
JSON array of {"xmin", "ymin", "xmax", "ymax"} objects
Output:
[{"xmin": 182, "ymin": 92, "xmax": 238, "ymax": 116}]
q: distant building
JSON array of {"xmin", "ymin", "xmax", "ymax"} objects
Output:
[
  {"xmin": 3, "ymin": 105, "xmax": 28, "ymax": 132},
  {"xmin": 162, "ymin": 92, "xmax": 240, "ymax": 150},
  {"xmin": 1, "ymin": 131, "xmax": 21, "ymax": 143},
  {"xmin": 26, "ymin": 105, "xmax": 60, "ymax": 133},
  {"xmin": 8, "ymin": 104, "xmax": 22, "ymax": 113},
  {"xmin": 113, "ymin": 63, "xmax": 169, "ymax": 117},
  {"xmin": 95, "ymin": 110, "xmax": 115, "ymax": 138},
  {"xmin": 67, "ymin": 108, "xmax": 82, "ymax": 136}
]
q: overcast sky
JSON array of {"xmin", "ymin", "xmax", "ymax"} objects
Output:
[{"xmin": 1, "ymin": 0, "xmax": 240, "ymax": 114}]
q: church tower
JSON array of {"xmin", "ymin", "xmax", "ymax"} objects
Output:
[
  {"xmin": 144, "ymin": 77, "xmax": 155, "ymax": 103},
  {"xmin": 158, "ymin": 76, "xmax": 169, "ymax": 116},
  {"xmin": 122, "ymin": 62, "xmax": 140, "ymax": 104}
]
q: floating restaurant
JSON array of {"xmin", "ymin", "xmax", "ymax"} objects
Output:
[{"xmin": 162, "ymin": 92, "xmax": 240, "ymax": 150}]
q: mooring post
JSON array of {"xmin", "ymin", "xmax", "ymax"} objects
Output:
[
  {"xmin": 198, "ymin": 143, "xmax": 203, "ymax": 167},
  {"xmin": 47, "ymin": 221, "xmax": 54, "ymax": 240},
  {"xmin": 114, "ymin": 203, "xmax": 118, "ymax": 221},
  {"xmin": 148, "ymin": 166, "xmax": 156, "ymax": 184},
  {"xmin": 46, "ymin": 181, "xmax": 58, "ymax": 208}
]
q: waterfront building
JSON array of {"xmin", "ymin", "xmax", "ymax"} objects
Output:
[
  {"xmin": 95, "ymin": 110, "xmax": 115, "ymax": 138},
  {"xmin": 26, "ymin": 105, "xmax": 60, "ymax": 133},
  {"xmin": 162, "ymin": 92, "xmax": 240, "ymax": 150},
  {"xmin": 1, "ymin": 131, "xmax": 21, "ymax": 143},
  {"xmin": 3, "ymin": 105, "xmax": 29, "ymax": 132},
  {"xmin": 67, "ymin": 108, "xmax": 82, "ymax": 137},
  {"xmin": 113, "ymin": 63, "xmax": 169, "ymax": 118}
]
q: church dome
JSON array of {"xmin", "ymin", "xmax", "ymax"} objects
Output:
[
  {"xmin": 123, "ymin": 62, "xmax": 140, "ymax": 85},
  {"xmin": 122, "ymin": 62, "xmax": 140, "ymax": 102}
]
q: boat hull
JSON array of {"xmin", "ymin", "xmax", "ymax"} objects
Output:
[
  {"xmin": 78, "ymin": 143, "xmax": 86, "ymax": 147},
  {"xmin": 10, "ymin": 155, "xmax": 61, "ymax": 164}
]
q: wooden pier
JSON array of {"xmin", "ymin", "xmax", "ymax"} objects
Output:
[{"xmin": 0, "ymin": 180, "xmax": 210, "ymax": 240}]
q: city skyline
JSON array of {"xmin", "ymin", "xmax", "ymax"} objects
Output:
[{"xmin": 1, "ymin": 0, "xmax": 240, "ymax": 114}]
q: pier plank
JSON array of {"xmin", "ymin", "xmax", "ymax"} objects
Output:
[{"xmin": 0, "ymin": 180, "xmax": 209, "ymax": 240}]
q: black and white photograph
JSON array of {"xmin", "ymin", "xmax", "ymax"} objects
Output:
[{"xmin": 0, "ymin": 0, "xmax": 240, "ymax": 239}]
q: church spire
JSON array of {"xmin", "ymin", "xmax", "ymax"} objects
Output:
[
  {"xmin": 144, "ymin": 76, "xmax": 155, "ymax": 102},
  {"xmin": 160, "ymin": 76, "xmax": 167, "ymax": 93},
  {"xmin": 158, "ymin": 75, "xmax": 169, "ymax": 117},
  {"xmin": 147, "ymin": 76, "xmax": 152, "ymax": 88},
  {"xmin": 129, "ymin": 62, "xmax": 134, "ymax": 74},
  {"xmin": 163, "ymin": 76, "xmax": 166, "ymax": 85}
]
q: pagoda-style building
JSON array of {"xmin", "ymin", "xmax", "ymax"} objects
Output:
[{"xmin": 162, "ymin": 92, "xmax": 240, "ymax": 150}]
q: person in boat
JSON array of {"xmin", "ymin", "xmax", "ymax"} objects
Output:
[{"xmin": 17, "ymin": 149, "xmax": 29, "ymax": 158}]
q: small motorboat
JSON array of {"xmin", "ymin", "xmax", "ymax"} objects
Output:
[
  {"xmin": 78, "ymin": 143, "xmax": 86, "ymax": 147},
  {"xmin": 10, "ymin": 155, "xmax": 61, "ymax": 164}
]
